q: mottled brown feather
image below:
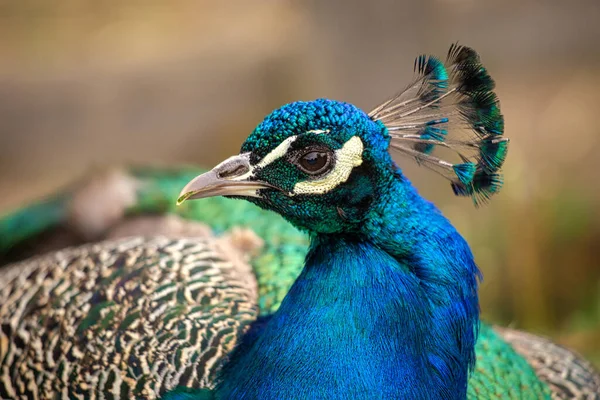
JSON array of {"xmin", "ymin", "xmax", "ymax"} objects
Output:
[
  {"xmin": 496, "ymin": 327, "xmax": 600, "ymax": 399},
  {"xmin": 0, "ymin": 236, "xmax": 257, "ymax": 399}
]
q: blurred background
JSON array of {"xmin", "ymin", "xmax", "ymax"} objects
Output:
[{"xmin": 1, "ymin": 0, "xmax": 599, "ymax": 365}]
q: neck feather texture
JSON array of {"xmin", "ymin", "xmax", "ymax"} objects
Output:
[{"xmin": 214, "ymin": 176, "xmax": 480, "ymax": 400}]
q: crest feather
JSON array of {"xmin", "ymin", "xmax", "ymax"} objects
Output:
[{"xmin": 369, "ymin": 43, "xmax": 507, "ymax": 206}]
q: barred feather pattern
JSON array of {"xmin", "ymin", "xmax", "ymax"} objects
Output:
[
  {"xmin": 0, "ymin": 236, "xmax": 258, "ymax": 400},
  {"xmin": 370, "ymin": 44, "xmax": 508, "ymax": 205},
  {"xmin": 497, "ymin": 327, "xmax": 600, "ymax": 399}
]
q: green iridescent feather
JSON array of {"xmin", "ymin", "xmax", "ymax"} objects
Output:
[{"xmin": 0, "ymin": 192, "xmax": 69, "ymax": 255}]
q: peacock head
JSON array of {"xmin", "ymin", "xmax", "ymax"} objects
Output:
[
  {"xmin": 179, "ymin": 99, "xmax": 395, "ymax": 233},
  {"xmin": 178, "ymin": 44, "xmax": 508, "ymax": 234}
]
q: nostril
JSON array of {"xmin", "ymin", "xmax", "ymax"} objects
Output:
[{"xmin": 217, "ymin": 164, "xmax": 249, "ymax": 179}]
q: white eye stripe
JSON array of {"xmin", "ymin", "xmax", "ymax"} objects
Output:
[
  {"xmin": 292, "ymin": 136, "xmax": 363, "ymax": 195},
  {"xmin": 256, "ymin": 136, "xmax": 298, "ymax": 169},
  {"xmin": 222, "ymin": 130, "xmax": 340, "ymax": 186},
  {"xmin": 306, "ymin": 129, "xmax": 330, "ymax": 135},
  {"xmin": 254, "ymin": 129, "xmax": 333, "ymax": 169}
]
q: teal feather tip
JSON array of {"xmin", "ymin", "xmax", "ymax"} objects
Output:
[
  {"xmin": 480, "ymin": 137, "xmax": 509, "ymax": 173},
  {"xmin": 413, "ymin": 54, "xmax": 448, "ymax": 102},
  {"xmin": 447, "ymin": 44, "xmax": 496, "ymax": 95},
  {"xmin": 370, "ymin": 43, "xmax": 508, "ymax": 205},
  {"xmin": 452, "ymin": 162, "xmax": 477, "ymax": 185},
  {"xmin": 414, "ymin": 126, "xmax": 448, "ymax": 154},
  {"xmin": 451, "ymin": 172, "xmax": 504, "ymax": 206}
]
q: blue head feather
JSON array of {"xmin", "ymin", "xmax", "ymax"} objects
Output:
[
  {"xmin": 240, "ymin": 99, "xmax": 392, "ymax": 235},
  {"xmin": 242, "ymin": 99, "xmax": 385, "ymax": 160}
]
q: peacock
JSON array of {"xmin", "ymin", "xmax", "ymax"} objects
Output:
[{"xmin": 1, "ymin": 44, "xmax": 599, "ymax": 399}]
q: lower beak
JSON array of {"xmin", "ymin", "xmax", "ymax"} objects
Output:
[{"xmin": 177, "ymin": 153, "xmax": 275, "ymax": 204}]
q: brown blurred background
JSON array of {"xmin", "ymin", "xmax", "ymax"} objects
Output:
[{"xmin": 1, "ymin": 0, "xmax": 599, "ymax": 365}]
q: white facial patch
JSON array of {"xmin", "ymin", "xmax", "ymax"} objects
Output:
[
  {"xmin": 255, "ymin": 130, "xmax": 332, "ymax": 170},
  {"xmin": 256, "ymin": 136, "xmax": 297, "ymax": 169},
  {"xmin": 292, "ymin": 136, "xmax": 364, "ymax": 195},
  {"xmin": 222, "ymin": 136, "xmax": 298, "ymax": 182}
]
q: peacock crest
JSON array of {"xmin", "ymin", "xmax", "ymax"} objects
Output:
[{"xmin": 370, "ymin": 44, "xmax": 508, "ymax": 205}]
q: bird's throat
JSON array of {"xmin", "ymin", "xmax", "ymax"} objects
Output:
[{"xmin": 215, "ymin": 229, "xmax": 477, "ymax": 399}]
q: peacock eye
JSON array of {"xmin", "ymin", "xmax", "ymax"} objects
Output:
[{"xmin": 297, "ymin": 150, "xmax": 332, "ymax": 175}]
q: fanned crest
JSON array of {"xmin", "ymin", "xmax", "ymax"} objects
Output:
[{"xmin": 369, "ymin": 44, "xmax": 508, "ymax": 205}]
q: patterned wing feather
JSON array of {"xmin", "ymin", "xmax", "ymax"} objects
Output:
[
  {"xmin": 496, "ymin": 327, "xmax": 600, "ymax": 399},
  {"xmin": 0, "ymin": 236, "xmax": 257, "ymax": 399}
]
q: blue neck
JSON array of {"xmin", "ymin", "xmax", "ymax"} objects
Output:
[{"xmin": 214, "ymin": 177, "xmax": 480, "ymax": 399}]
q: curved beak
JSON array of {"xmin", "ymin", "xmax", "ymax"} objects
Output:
[{"xmin": 177, "ymin": 153, "xmax": 276, "ymax": 205}]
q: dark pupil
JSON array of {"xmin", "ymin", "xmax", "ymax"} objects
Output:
[{"xmin": 300, "ymin": 151, "xmax": 328, "ymax": 172}]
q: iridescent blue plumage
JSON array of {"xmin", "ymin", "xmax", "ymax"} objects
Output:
[
  {"xmin": 217, "ymin": 234, "xmax": 478, "ymax": 399},
  {"xmin": 180, "ymin": 95, "xmax": 479, "ymax": 399}
]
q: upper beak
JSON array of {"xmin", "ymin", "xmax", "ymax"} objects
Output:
[{"xmin": 177, "ymin": 152, "xmax": 276, "ymax": 205}]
